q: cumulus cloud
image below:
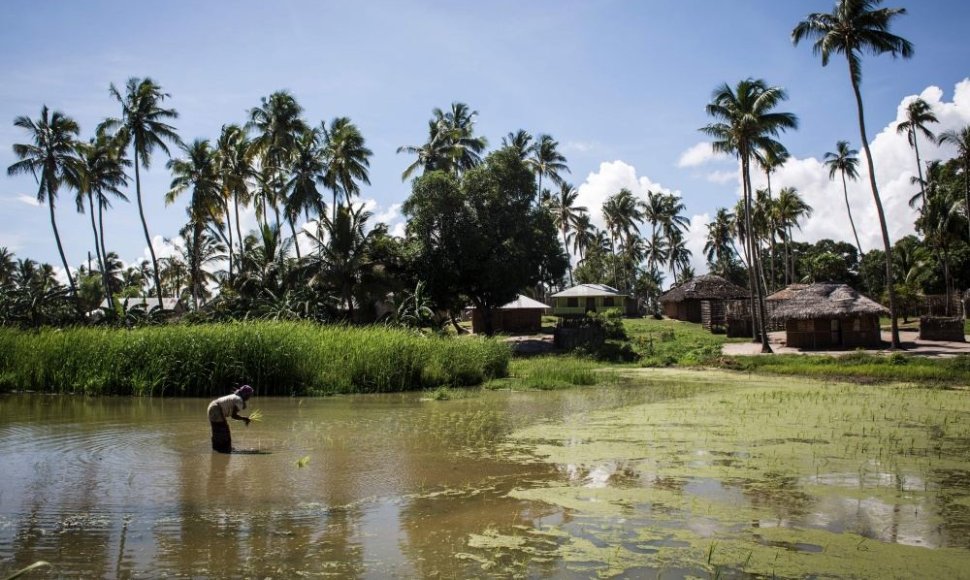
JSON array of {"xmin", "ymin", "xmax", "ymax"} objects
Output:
[
  {"xmin": 706, "ymin": 169, "xmax": 738, "ymax": 184},
  {"xmin": 574, "ymin": 160, "xmax": 681, "ymax": 230},
  {"xmin": 677, "ymin": 141, "xmax": 727, "ymax": 167}
]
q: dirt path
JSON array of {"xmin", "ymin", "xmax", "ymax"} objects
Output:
[{"xmin": 721, "ymin": 329, "xmax": 970, "ymax": 358}]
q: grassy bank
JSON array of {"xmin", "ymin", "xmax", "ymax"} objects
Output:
[
  {"xmin": 624, "ymin": 317, "xmax": 744, "ymax": 367},
  {"xmin": 0, "ymin": 322, "xmax": 510, "ymax": 396},
  {"xmin": 486, "ymin": 356, "xmax": 617, "ymax": 390},
  {"xmin": 726, "ymin": 351, "xmax": 970, "ymax": 385}
]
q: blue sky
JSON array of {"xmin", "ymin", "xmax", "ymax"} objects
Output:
[{"xmin": 3, "ymin": 0, "xmax": 970, "ymax": 279}]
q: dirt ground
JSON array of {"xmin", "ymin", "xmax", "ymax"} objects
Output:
[{"xmin": 721, "ymin": 330, "xmax": 970, "ymax": 358}]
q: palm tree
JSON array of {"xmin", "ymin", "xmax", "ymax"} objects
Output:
[
  {"xmin": 216, "ymin": 124, "xmax": 257, "ymax": 279},
  {"xmin": 285, "ymin": 127, "xmax": 326, "ymax": 260},
  {"xmin": 602, "ymin": 189, "xmax": 644, "ymax": 291},
  {"xmin": 793, "ymin": 0, "xmax": 913, "ymax": 349},
  {"xmin": 309, "ymin": 203, "xmax": 378, "ymax": 319},
  {"xmin": 704, "ymin": 208, "xmax": 737, "ymax": 269},
  {"xmin": 547, "ymin": 182, "xmax": 588, "ymax": 285},
  {"xmin": 321, "ymin": 117, "xmax": 372, "ymax": 222},
  {"xmin": 76, "ymin": 129, "xmax": 130, "ymax": 308},
  {"xmin": 667, "ymin": 230, "xmax": 692, "ymax": 284},
  {"xmin": 896, "ymin": 97, "xmax": 938, "ymax": 210},
  {"xmin": 823, "ymin": 141, "xmax": 866, "ymax": 267},
  {"xmin": 528, "ymin": 134, "xmax": 569, "ymax": 202},
  {"xmin": 917, "ymin": 162, "xmax": 964, "ymax": 314},
  {"xmin": 502, "ymin": 129, "xmax": 534, "ymax": 160},
  {"xmin": 0, "ymin": 247, "xmax": 16, "ymax": 288},
  {"xmin": 775, "ymin": 187, "xmax": 813, "ymax": 283},
  {"xmin": 397, "ymin": 120, "xmax": 455, "ymax": 180},
  {"xmin": 702, "ymin": 78, "xmax": 797, "ymax": 352},
  {"xmin": 105, "ymin": 77, "xmax": 182, "ymax": 305},
  {"xmin": 432, "ymin": 102, "xmax": 488, "ymax": 174},
  {"xmin": 571, "ymin": 213, "xmax": 596, "ymax": 263},
  {"xmin": 7, "ymin": 106, "xmax": 83, "ymax": 306},
  {"xmin": 248, "ymin": 90, "xmax": 308, "ymax": 228},
  {"xmin": 165, "ymin": 139, "xmax": 222, "ymax": 309},
  {"xmin": 937, "ymin": 125, "xmax": 970, "ymax": 242}
]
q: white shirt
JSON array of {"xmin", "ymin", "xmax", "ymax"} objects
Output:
[{"xmin": 207, "ymin": 394, "xmax": 245, "ymax": 421}]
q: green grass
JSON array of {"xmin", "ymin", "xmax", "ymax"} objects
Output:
[
  {"xmin": 0, "ymin": 322, "xmax": 511, "ymax": 396},
  {"xmin": 486, "ymin": 355, "xmax": 615, "ymax": 390},
  {"xmin": 725, "ymin": 351, "xmax": 970, "ymax": 385},
  {"xmin": 622, "ymin": 317, "xmax": 742, "ymax": 368}
]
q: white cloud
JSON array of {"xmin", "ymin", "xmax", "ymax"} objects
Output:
[
  {"xmin": 677, "ymin": 142, "xmax": 727, "ymax": 167},
  {"xmin": 564, "ymin": 140, "xmax": 597, "ymax": 154},
  {"xmin": 705, "ymin": 169, "xmax": 738, "ymax": 184},
  {"xmin": 748, "ymin": 79, "xmax": 970, "ymax": 252},
  {"xmin": 16, "ymin": 194, "xmax": 39, "ymax": 207},
  {"xmin": 575, "ymin": 160, "xmax": 680, "ymax": 231}
]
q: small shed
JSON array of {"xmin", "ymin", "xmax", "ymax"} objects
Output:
[
  {"xmin": 550, "ymin": 284, "xmax": 636, "ymax": 318},
  {"xmin": 659, "ymin": 275, "xmax": 749, "ymax": 329},
  {"xmin": 769, "ymin": 283, "xmax": 888, "ymax": 349},
  {"xmin": 471, "ymin": 294, "xmax": 550, "ymax": 334}
]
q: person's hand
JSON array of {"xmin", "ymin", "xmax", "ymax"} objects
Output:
[{"xmin": 244, "ymin": 417, "xmax": 251, "ymax": 426}]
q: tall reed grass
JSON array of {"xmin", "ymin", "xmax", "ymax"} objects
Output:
[{"xmin": 0, "ymin": 322, "xmax": 510, "ymax": 396}]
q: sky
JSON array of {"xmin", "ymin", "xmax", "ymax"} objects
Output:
[{"xmin": 2, "ymin": 0, "xmax": 970, "ymax": 288}]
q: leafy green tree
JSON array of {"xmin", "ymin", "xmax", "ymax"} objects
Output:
[
  {"xmin": 915, "ymin": 161, "xmax": 965, "ymax": 314},
  {"xmin": 8, "ymin": 106, "xmax": 84, "ymax": 307},
  {"xmin": 702, "ymin": 78, "xmax": 797, "ymax": 352},
  {"xmin": 403, "ymin": 149, "xmax": 567, "ymax": 335},
  {"xmin": 105, "ymin": 77, "xmax": 182, "ymax": 305},
  {"xmin": 937, "ymin": 125, "xmax": 970, "ymax": 242},
  {"xmin": 896, "ymin": 97, "xmax": 938, "ymax": 210},
  {"xmin": 793, "ymin": 0, "xmax": 913, "ymax": 349}
]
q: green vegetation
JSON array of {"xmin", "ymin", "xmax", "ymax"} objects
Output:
[
  {"xmin": 727, "ymin": 351, "xmax": 970, "ymax": 385},
  {"xmin": 624, "ymin": 317, "xmax": 740, "ymax": 367},
  {"xmin": 486, "ymin": 356, "xmax": 614, "ymax": 390},
  {"xmin": 0, "ymin": 322, "xmax": 509, "ymax": 396}
]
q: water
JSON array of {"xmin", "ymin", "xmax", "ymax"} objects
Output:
[{"xmin": 3, "ymin": 372, "xmax": 970, "ymax": 578}]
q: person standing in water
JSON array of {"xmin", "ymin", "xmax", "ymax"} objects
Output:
[{"xmin": 207, "ymin": 385, "xmax": 253, "ymax": 453}]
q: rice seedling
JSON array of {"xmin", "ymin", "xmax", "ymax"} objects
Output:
[
  {"xmin": 248, "ymin": 409, "xmax": 264, "ymax": 422},
  {"xmin": 296, "ymin": 455, "xmax": 310, "ymax": 468}
]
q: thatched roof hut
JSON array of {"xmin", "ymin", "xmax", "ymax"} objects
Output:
[
  {"xmin": 770, "ymin": 283, "xmax": 887, "ymax": 349},
  {"xmin": 659, "ymin": 275, "xmax": 749, "ymax": 327}
]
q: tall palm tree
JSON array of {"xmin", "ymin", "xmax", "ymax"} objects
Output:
[
  {"xmin": 602, "ymin": 189, "xmax": 644, "ymax": 291},
  {"xmin": 285, "ymin": 127, "xmax": 326, "ymax": 260},
  {"xmin": 547, "ymin": 182, "xmax": 588, "ymax": 285},
  {"xmin": 917, "ymin": 162, "xmax": 964, "ymax": 314},
  {"xmin": 823, "ymin": 141, "xmax": 866, "ymax": 266},
  {"xmin": 704, "ymin": 208, "xmax": 737, "ymax": 269},
  {"xmin": 896, "ymin": 97, "xmax": 938, "ymax": 210},
  {"xmin": 702, "ymin": 78, "xmax": 797, "ymax": 352},
  {"xmin": 937, "ymin": 125, "xmax": 970, "ymax": 242},
  {"xmin": 248, "ymin": 90, "xmax": 308, "ymax": 228},
  {"xmin": 793, "ymin": 0, "xmax": 913, "ymax": 349},
  {"xmin": 105, "ymin": 77, "xmax": 182, "ymax": 305},
  {"xmin": 7, "ymin": 106, "xmax": 83, "ymax": 305},
  {"xmin": 528, "ymin": 134, "xmax": 569, "ymax": 202},
  {"xmin": 321, "ymin": 117, "xmax": 372, "ymax": 222},
  {"xmin": 775, "ymin": 187, "xmax": 813, "ymax": 283},
  {"xmin": 397, "ymin": 120, "xmax": 455, "ymax": 180},
  {"xmin": 571, "ymin": 213, "xmax": 596, "ymax": 263},
  {"xmin": 501, "ymin": 129, "xmax": 534, "ymax": 160},
  {"xmin": 165, "ymin": 139, "xmax": 222, "ymax": 309},
  {"xmin": 0, "ymin": 247, "xmax": 16, "ymax": 288},
  {"xmin": 216, "ymin": 124, "xmax": 257, "ymax": 279},
  {"xmin": 309, "ymin": 203, "xmax": 378, "ymax": 319},
  {"xmin": 667, "ymin": 230, "xmax": 692, "ymax": 284},
  {"xmin": 76, "ymin": 129, "xmax": 130, "ymax": 308},
  {"xmin": 432, "ymin": 102, "xmax": 488, "ymax": 174}
]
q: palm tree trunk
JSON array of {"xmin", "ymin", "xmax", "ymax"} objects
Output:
[
  {"xmin": 743, "ymin": 155, "xmax": 772, "ymax": 353},
  {"xmin": 134, "ymin": 152, "xmax": 164, "ymax": 305},
  {"xmin": 88, "ymin": 192, "xmax": 112, "ymax": 310},
  {"xmin": 97, "ymin": 199, "xmax": 114, "ymax": 309},
  {"xmin": 609, "ymin": 233, "xmax": 618, "ymax": 290},
  {"xmin": 849, "ymin": 63, "xmax": 900, "ymax": 349},
  {"xmin": 841, "ymin": 170, "xmax": 871, "ymax": 293},
  {"xmin": 562, "ymin": 228, "xmax": 573, "ymax": 286},
  {"xmin": 913, "ymin": 130, "xmax": 926, "ymax": 210},
  {"xmin": 191, "ymin": 222, "xmax": 201, "ymax": 310},
  {"xmin": 289, "ymin": 218, "xmax": 302, "ymax": 260},
  {"xmin": 223, "ymin": 199, "xmax": 234, "ymax": 280},
  {"xmin": 963, "ymin": 158, "xmax": 970, "ymax": 244},
  {"xmin": 46, "ymin": 185, "xmax": 79, "ymax": 312},
  {"xmin": 234, "ymin": 192, "xmax": 245, "ymax": 267}
]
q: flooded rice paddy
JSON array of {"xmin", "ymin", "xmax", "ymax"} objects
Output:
[{"xmin": 3, "ymin": 369, "xmax": 970, "ymax": 578}]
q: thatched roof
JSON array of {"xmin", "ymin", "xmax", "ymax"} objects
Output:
[
  {"xmin": 769, "ymin": 283, "xmax": 888, "ymax": 321},
  {"xmin": 659, "ymin": 275, "xmax": 749, "ymax": 303},
  {"xmin": 766, "ymin": 284, "xmax": 809, "ymax": 302}
]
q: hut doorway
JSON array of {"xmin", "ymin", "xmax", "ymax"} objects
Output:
[{"xmin": 830, "ymin": 319, "xmax": 841, "ymax": 346}]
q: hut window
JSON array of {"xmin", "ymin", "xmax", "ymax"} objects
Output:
[
  {"xmin": 853, "ymin": 319, "xmax": 861, "ymax": 331},
  {"xmin": 603, "ymin": 297, "xmax": 615, "ymax": 307},
  {"xmin": 567, "ymin": 297, "xmax": 579, "ymax": 307}
]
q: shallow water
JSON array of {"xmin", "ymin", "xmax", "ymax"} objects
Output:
[{"xmin": 3, "ymin": 371, "xmax": 970, "ymax": 578}]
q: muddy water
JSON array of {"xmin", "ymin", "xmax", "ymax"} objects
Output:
[{"xmin": 3, "ymin": 372, "xmax": 970, "ymax": 578}]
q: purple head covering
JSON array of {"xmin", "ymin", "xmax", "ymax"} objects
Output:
[{"xmin": 235, "ymin": 385, "xmax": 254, "ymax": 400}]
